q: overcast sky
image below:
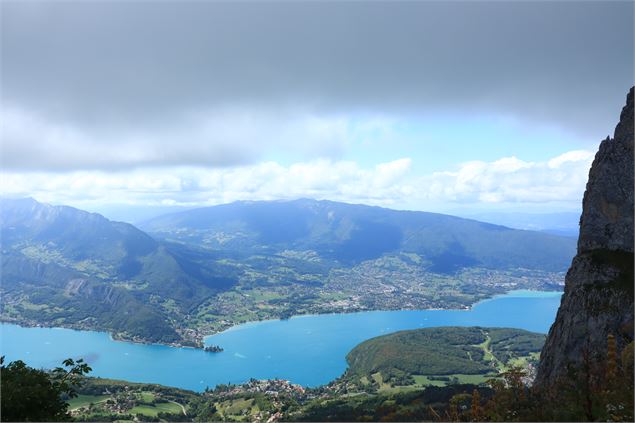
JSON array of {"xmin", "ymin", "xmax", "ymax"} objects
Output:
[{"xmin": 1, "ymin": 0, "xmax": 633, "ymax": 217}]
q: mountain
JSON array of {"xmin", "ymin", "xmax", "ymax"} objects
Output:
[
  {"xmin": 85, "ymin": 203, "xmax": 198, "ymax": 224},
  {"xmin": 1, "ymin": 197, "xmax": 576, "ymax": 347},
  {"xmin": 536, "ymin": 87, "xmax": 634, "ymax": 386},
  {"xmin": 457, "ymin": 211, "xmax": 580, "ymax": 238},
  {"xmin": 0, "ymin": 198, "xmax": 237, "ymax": 344},
  {"xmin": 140, "ymin": 199, "xmax": 576, "ymax": 274}
]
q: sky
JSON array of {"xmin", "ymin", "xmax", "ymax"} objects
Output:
[{"xmin": 1, "ymin": 0, "xmax": 633, "ymax": 219}]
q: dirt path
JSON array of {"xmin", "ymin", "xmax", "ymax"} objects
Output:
[{"xmin": 169, "ymin": 400, "xmax": 187, "ymax": 416}]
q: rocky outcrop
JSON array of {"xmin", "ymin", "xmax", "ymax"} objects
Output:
[{"xmin": 535, "ymin": 87, "xmax": 634, "ymax": 387}]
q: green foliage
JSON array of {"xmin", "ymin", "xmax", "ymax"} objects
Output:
[
  {"xmin": 157, "ymin": 411, "xmax": 191, "ymax": 421},
  {"xmin": 66, "ymin": 378, "xmax": 196, "ymax": 422},
  {"xmin": 488, "ymin": 329, "xmax": 545, "ymax": 361},
  {"xmin": 76, "ymin": 377, "xmax": 197, "ymax": 403},
  {"xmin": 2, "ymin": 198, "xmax": 569, "ymax": 347},
  {"xmin": 188, "ymin": 397, "xmax": 220, "ymax": 421},
  {"xmin": 483, "ymin": 338, "xmax": 634, "ymax": 422},
  {"xmin": 291, "ymin": 384, "xmax": 492, "ymax": 422},
  {"xmin": 483, "ymin": 367, "xmax": 535, "ymax": 421},
  {"xmin": 0, "ymin": 356, "xmax": 91, "ymax": 422},
  {"xmin": 51, "ymin": 358, "xmax": 93, "ymax": 398},
  {"xmin": 0, "ymin": 198, "xmax": 234, "ymax": 344},
  {"xmin": 345, "ymin": 327, "xmax": 545, "ymax": 382}
]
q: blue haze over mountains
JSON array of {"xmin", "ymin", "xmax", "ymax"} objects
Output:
[
  {"xmin": 90, "ymin": 205, "xmax": 581, "ymax": 240},
  {"xmin": 456, "ymin": 211, "xmax": 581, "ymax": 238},
  {"xmin": 139, "ymin": 199, "xmax": 576, "ymax": 272},
  {"xmin": 1, "ymin": 197, "xmax": 576, "ymax": 344}
]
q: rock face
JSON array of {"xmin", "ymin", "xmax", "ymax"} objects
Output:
[{"xmin": 535, "ymin": 87, "xmax": 634, "ymax": 387}]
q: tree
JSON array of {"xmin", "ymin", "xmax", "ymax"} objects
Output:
[
  {"xmin": 606, "ymin": 334, "xmax": 618, "ymax": 389},
  {"xmin": 51, "ymin": 358, "xmax": 92, "ymax": 399},
  {"xmin": 470, "ymin": 389, "xmax": 483, "ymax": 422},
  {"xmin": 482, "ymin": 336, "xmax": 634, "ymax": 422},
  {"xmin": 189, "ymin": 397, "xmax": 220, "ymax": 422},
  {"xmin": 0, "ymin": 356, "xmax": 91, "ymax": 422},
  {"xmin": 447, "ymin": 393, "xmax": 471, "ymax": 421},
  {"xmin": 484, "ymin": 367, "xmax": 536, "ymax": 421}
]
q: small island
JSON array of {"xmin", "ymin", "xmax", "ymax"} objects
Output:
[{"xmin": 204, "ymin": 345, "xmax": 224, "ymax": 353}]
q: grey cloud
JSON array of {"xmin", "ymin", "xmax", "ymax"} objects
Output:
[
  {"xmin": 1, "ymin": 0, "xmax": 633, "ymax": 170},
  {"xmin": 1, "ymin": 105, "xmax": 349, "ymax": 170}
]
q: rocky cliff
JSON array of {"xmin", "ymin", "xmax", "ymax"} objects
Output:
[{"xmin": 535, "ymin": 87, "xmax": 634, "ymax": 386}]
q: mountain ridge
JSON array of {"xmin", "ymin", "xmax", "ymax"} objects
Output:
[
  {"xmin": 1, "ymin": 197, "xmax": 234, "ymax": 344},
  {"xmin": 140, "ymin": 197, "xmax": 576, "ymax": 273},
  {"xmin": 2, "ymin": 196, "xmax": 574, "ymax": 347}
]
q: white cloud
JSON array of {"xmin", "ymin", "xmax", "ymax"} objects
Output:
[
  {"xmin": 547, "ymin": 150, "xmax": 595, "ymax": 168},
  {"xmin": 423, "ymin": 150, "xmax": 594, "ymax": 204},
  {"xmin": 0, "ymin": 158, "xmax": 412, "ymax": 208},
  {"xmin": 0, "ymin": 150, "xmax": 594, "ymax": 212}
]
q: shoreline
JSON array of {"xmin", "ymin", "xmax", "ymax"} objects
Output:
[
  {"xmin": 0, "ymin": 317, "xmax": 202, "ymax": 350},
  {"xmin": 1, "ymin": 289, "xmax": 563, "ymax": 392},
  {"xmin": 0, "ymin": 288, "xmax": 562, "ymax": 349},
  {"xmin": 203, "ymin": 288, "xmax": 563, "ymax": 340}
]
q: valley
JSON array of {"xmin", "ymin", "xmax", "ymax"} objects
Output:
[
  {"xmin": 0, "ymin": 198, "xmax": 571, "ymax": 348},
  {"xmin": 2, "ymin": 1, "xmax": 632, "ymax": 421}
]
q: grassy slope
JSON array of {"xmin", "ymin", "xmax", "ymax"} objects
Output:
[{"xmin": 67, "ymin": 394, "xmax": 110, "ymax": 410}]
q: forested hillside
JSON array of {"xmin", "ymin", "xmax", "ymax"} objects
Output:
[
  {"xmin": 1, "ymin": 197, "xmax": 572, "ymax": 347},
  {"xmin": 141, "ymin": 199, "xmax": 576, "ymax": 272},
  {"xmin": 1, "ymin": 198, "xmax": 237, "ymax": 344},
  {"xmin": 344, "ymin": 327, "xmax": 544, "ymax": 389}
]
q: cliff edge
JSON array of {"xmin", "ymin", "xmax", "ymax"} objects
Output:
[{"xmin": 535, "ymin": 87, "xmax": 634, "ymax": 387}]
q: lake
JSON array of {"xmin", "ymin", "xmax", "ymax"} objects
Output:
[{"xmin": 0, "ymin": 290, "xmax": 562, "ymax": 392}]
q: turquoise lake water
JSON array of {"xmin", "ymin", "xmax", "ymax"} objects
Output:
[{"xmin": 0, "ymin": 290, "xmax": 562, "ymax": 391}]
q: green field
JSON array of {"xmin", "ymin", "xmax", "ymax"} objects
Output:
[
  {"xmin": 129, "ymin": 401, "xmax": 183, "ymax": 417},
  {"xmin": 219, "ymin": 397, "xmax": 257, "ymax": 415},
  {"xmin": 67, "ymin": 394, "xmax": 110, "ymax": 410},
  {"xmin": 138, "ymin": 391, "xmax": 156, "ymax": 402},
  {"xmin": 212, "ymin": 397, "xmax": 264, "ymax": 421},
  {"xmin": 412, "ymin": 375, "xmax": 446, "ymax": 387},
  {"xmin": 506, "ymin": 351, "xmax": 540, "ymax": 370}
]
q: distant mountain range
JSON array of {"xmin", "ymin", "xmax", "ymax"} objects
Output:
[
  {"xmin": 140, "ymin": 199, "xmax": 576, "ymax": 273},
  {"xmin": 1, "ymin": 197, "xmax": 576, "ymax": 345}
]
